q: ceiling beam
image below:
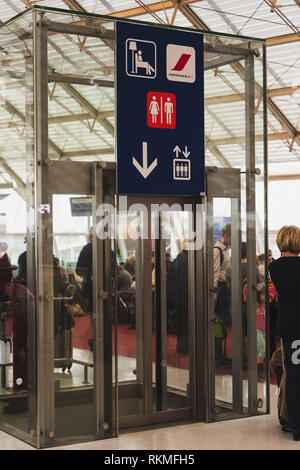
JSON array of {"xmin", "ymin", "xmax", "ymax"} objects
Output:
[
  {"xmin": 268, "ymin": 173, "xmax": 300, "ymax": 181},
  {"xmin": 0, "ymin": 157, "xmax": 26, "ymax": 199},
  {"xmin": 3, "ymin": 100, "xmax": 64, "ymax": 158},
  {"xmin": 48, "ymin": 111, "xmax": 114, "ymax": 124},
  {"xmin": 211, "ymin": 131, "xmax": 295, "ymax": 146},
  {"xmin": 205, "ymin": 85, "xmax": 300, "ymax": 105},
  {"xmin": 59, "ymin": 82, "xmax": 114, "ymax": 136},
  {"xmin": 178, "ymin": 3, "xmax": 300, "ymax": 153},
  {"xmin": 109, "ymin": 0, "xmax": 202, "ymax": 19},
  {"xmin": 61, "ymin": 0, "xmax": 86, "ymax": 12},
  {"xmin": 266, "ymin": 32, "xmax": 300, "ymax": 47},
  {"xmin": 48, "ymin": 72, "xmax": 114, "ymax": 88},
  {"xmin": 62, "ymin": 147, "xmax": 114, "ymax": 158}
]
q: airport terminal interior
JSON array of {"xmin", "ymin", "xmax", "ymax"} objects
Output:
[{"xmin": 0, "ymin": 0, "xmax": 299, "ymax": 450}]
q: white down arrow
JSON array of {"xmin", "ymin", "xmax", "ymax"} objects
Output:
[{"xmin": 132, "ymin": 142, "xmax": 158, "ymax": 179}]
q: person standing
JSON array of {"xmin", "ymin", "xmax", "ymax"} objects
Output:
[
  {"xmin": 269, "ymin": 225, "xmax": 300, "ymax": 441},
  {"xmin": 0, "ymin": 243, "xmax": 12, "ymax": 300},
  {"xmin": 76, "ymin": 230, "xmax": 93, "ymax": 350},
  {"xmin": 214, "ymin": 224, "xmax": 231, "ymax": 366},
  {"xmin": 174, "ymin": 240, "xmax": 189, "ymax": 355}
]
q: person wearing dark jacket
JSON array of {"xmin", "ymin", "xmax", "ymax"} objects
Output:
[
  {"xmin": 76, "ymin": 234, "xmax": 93, "ymax": 351},
  {"xmin": 0, "ymin": 243, "xmax": 12, "ymax": 299},
  {"xmin": 269, "ymin": 225, "xmax": 300, "ymax": 441},
  {"xmin": 174, "ymin": 241, "xmax": 189, "ymax": 355},
  {"xmin": 76, "ymin": 238, "xmax": 93, "ymax": 314}
]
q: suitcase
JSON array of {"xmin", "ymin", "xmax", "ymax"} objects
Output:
[{"xmin": 54, "ymin": 328, "xmax": 73, "ymax": 372}]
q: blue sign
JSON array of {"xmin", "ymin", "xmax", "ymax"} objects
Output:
[{"xmin": 116, "ymin": 21, "xmax": 205, "ymax": 195}]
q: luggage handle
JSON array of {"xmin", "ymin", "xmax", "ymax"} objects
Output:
[{"xmin": 46, "ymin": 294, "xmax": 74, "ymax": 302}]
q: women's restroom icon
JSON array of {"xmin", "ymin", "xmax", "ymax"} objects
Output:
[{"xmin": 147, "ymin": 91, "xmax": 176, "ymax": 129}]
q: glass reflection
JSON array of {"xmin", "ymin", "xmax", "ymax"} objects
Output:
[
  {"xmin": 52, "ymin": 194, "xmax": 94, "ymax": 391},
  {"xmin": 152, "ymin": 210, "xmax": 191, "ymax": 412}
]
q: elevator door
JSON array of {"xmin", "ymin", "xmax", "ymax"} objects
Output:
[
  {"xmin": 206, "ymin": 167, "xmax": 267, "ymax": 421},
  {"xmin": 116, "ymin": 196, "xmax": 198, "ymax": 429}
]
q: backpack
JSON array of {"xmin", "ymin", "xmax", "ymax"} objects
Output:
[{"xmin": 214, "ymin": 245, "xmax": 224, "ymax": 267}]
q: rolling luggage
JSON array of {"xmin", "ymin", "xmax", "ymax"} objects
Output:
[{"xmin": 54, "ymin": 328, "xmax": 73, "ymax": 372}]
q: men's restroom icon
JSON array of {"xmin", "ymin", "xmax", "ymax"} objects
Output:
[{"xmin": 147, "ymin": 91, "xmax": 176, "ymax": 129}]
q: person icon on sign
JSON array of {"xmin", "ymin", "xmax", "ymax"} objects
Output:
[
  {"xmin": 149, "ymin": 96, "xmax": 160, "ymax": 123},
  {"xmin": 164, "ymin": 97, "xmax": 174, "ymax": 125}
]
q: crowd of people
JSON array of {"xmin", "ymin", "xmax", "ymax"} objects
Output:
[
  {"xmin": 213, "ymin": 224, "xmax": 276, "ymax": 373},
  {"xmin": 213, "ymin": 223, "xmax": 300, "ymax": 441},
  {"xmin": 116, "ymin": 243, "xmax": 189, "ymax": 354},
  {"xmin": 0, "ymin": 222, "xmax": 300, "ymax": 440}
]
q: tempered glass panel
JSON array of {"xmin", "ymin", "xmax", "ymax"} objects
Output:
[
  {"xmin": 211, "ymin": 197, "xmax": 247, "ymax": 418},
  {"xmin": 152, "ymin": 209, "xmax": 192, "ymax": 412},
  {"xmin": 0, "ymin": 13, "xmax": 36, "ymax": 446},
  {"xmin": 210, "ymin": 192, "xmax": 267, "ymax": 420},
  {"xmin": 51, "ymin": 193, "xmax": 95, "ymax": 438},
  {"xmin": 116, "ymin": 211, "xmax": 143, "ymax": 417}
]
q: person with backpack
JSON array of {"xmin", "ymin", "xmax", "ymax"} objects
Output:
[{"xmin": 213, "ymin": 224, "xmax": 232, "ymax": 366}]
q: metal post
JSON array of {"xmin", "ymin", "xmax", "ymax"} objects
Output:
[
  {"xmin": 205, "ymin": 193, "xmax": 216, "ymax": 421},
  {"xmin": 194, "ymin": 199, "xmax": 207, "ymax": 421},
  {"xmin": 245, "ymin": 52, "xmax": 258, "ymax": 414},
  {"xmin": 263, "ymin": 44, "xmax": 270, "ymax": 415},
  {"xmin": 188, "ymin": 209, "xmax": 196, "ymax": 408},
  {"xmin": 143, "ymin": 202, "xmax": 153, "ymax": 415},
  {"xmin": 103, "ymin": 170, "xmax": 115, "ymax": 435},
  {"xmin": 92, "ymin": 163, "xmax": 105, "ymax": 438},
  {"xmin": 155, "ymin": 211, "xmax": 167, "ymax": 411},
  {"xmin": 25, "ymin": 49, "xmax": 37, "ymax": 442},
  {"xmin": 231, "ymin": 198, "xmax": 243, "ymax": 413},
  {"xmin": 135, "ymin": 233, "xmax": 144, "ymax": 385},
  {"xmin": 34, "ymin": 12, "xmax": 55, "ymax": 447},
  {"xmin": 160, "ymin": 231, "xmax": 167, "ymax": 411}
]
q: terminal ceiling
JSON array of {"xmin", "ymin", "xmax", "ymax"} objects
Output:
[{"xmin": 1, "ymin": 0, "xmax": 300, "ymax": 194}]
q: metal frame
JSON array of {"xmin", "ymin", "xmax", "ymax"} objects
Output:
[
  {"xmin": 92, "ymin": 163, "xmax": 105, "ymax": 438},
  {"xmin": 33, "ymin": 7, "xmax": 118, "ymax": 445},
  {"xmin": 0, "ymin": 6, "xmax": 268, "ymax": 448},
  {"xmin": 245, "ymin": 52, "xmax": 259, "ymax": 414},
  {"xmin": 34, "ymin": 13, "xmax": 55, "ymax": 448},
  {"xmin": 205, "ymin": 167, "xmax": 244, "ymax": 420},
  {"xmin": 231, "ymin": 197, "xmax": 243, "ymax": 413}
]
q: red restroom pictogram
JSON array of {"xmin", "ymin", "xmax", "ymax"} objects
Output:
[{"xmin": 147, "ymin": 91, "xmax": 176, "ymax": 129}]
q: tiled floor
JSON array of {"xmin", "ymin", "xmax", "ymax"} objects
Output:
[{"xmin": 0, "ymin": 384, "xmax": 299, "ymax": 450}]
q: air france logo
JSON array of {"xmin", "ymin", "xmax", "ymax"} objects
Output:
[
  {"xmin": 166, "ymin": 44, "xmax": 195, "ymax": 83},
  {"xmin": 171, "ymin": 53, "xmax": 192, "ymax": 71}
]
